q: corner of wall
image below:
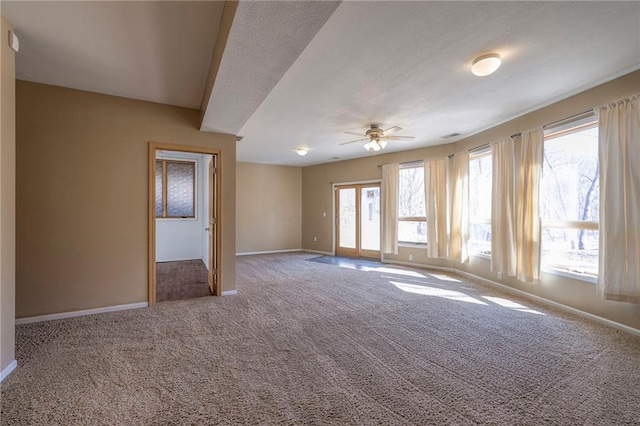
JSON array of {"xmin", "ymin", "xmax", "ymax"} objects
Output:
[{"xmin": 0, "ymin": 14, "xmax": 17, "ymax": 379}]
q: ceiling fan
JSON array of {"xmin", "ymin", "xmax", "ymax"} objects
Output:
[{"xmin": 340, "ymin": 124, "xmax": 415, "ymax": 152}]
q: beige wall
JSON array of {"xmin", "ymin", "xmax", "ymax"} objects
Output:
[
  {"xmin": 1, "ymin": 16, "xmax": 16, "ymax": 375},
  {"xmin": 236, "ymin": 162, "xmax": 301, "ymax": 253},
  {"xmin": 302, "ymin": 70, "xmax": 640, "ymax": 330},
  {"xmin": 16, "ymin": 81, "xmax": 236, "ymax": 318}
]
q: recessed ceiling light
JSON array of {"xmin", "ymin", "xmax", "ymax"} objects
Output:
[
  {"xmin": 471, "ymin": 53, "xmax": 501, "ymax": 77},
  {"xmin": 296, "ymin": 148, "xmax": 308, "ymax": 156}
]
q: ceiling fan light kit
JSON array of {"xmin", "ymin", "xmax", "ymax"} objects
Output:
[{"xmin": 342, "ymin": 124, "xmax": 415, "ymax": 152}]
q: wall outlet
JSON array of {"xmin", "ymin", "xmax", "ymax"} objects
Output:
[
  {"xmin": 313, "ymin": 236, "xmax": 317, "ymax": 242},
  {"xmin": 322, "ymin": 212, "xmax": 326, "ymax": 218},
  {"xmin": 497, "ymin": 272, "xmax": 503, "ymax": 280},
  {"xmin": 408, "ymin": 254, "xmax": 413, "ymax": 261}
]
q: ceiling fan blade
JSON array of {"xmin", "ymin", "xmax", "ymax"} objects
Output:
[
  {"xmin": 383, "ymin": 126, "xmax": 402, "ymax": 135},
  {"xmin": 384, "ymin": 135, "xmax": 415, "ymax": 141},
  {"xmin": 339, "ymin": 137, "xmax": 370, "ymax": 145},
  {"xmin": 344, "ymin": 131, "xmax": 365, "ymax": 136}
]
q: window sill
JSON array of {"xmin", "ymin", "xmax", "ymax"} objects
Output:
[
  {"xmin": 541, "ymin": 265, "xmax": 597, "ymax": 284},
  {"xmin": 470, "ymin": 254, "xmax": 597, "ymax": 284},
  {"xmin": 398, "ymin": 242, "xmax": 428, "ymax": 249}
]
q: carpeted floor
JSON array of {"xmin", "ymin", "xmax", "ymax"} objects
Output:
[
  {"xmin": 2, "ymin": 252, "xmax": 640, "ymax": 425},
  {"xmin": 156, "ymin": 259, "xmax": 211, "ymax": 302}
]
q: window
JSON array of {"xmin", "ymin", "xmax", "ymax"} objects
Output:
[
  {"xmin": 541, "ymin": 120, "xmax": 599, "ymax": 275},
  {"xmin": 155, "ymin": 159, "xmax": 196, "ymax": 218},
  {"xmin": 398, "ymin": 166, "xmax": 427, "ymax": 244},
  {"xmin": 468, "ymin": 150, "xmax": 492, "ymax": 254}
]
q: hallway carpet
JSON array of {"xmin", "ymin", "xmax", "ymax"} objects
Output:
[
  {"xmin": 2, "ymin": 252, "xmax": 639, "ymax": 425},
  {"xmin": 156, "ymin": 259, "xmax": 211, "ymax": 302}
]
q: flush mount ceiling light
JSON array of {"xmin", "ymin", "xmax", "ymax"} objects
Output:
[
  {"xmin": 296, "ymin": 148, "xmax": 308, "ymax": 156},
  {"xmin": 471, "ymin": 53, "xmax": 501, "ymax": 76}
]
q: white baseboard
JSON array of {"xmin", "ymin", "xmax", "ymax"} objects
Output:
[
  {"xmin": 236, "ymin": 249, "xmax": 302, "ymax": 256},
  {"xmin": 222, "ymin": 290, "xmax": 238, "ymax": 296},
  {"xmin": 384, "ymin": 259, "xmax": 640, "ymax": 337},
  {"xmin": 0, "ymin": 360, "xmax": 17, "ymax": 382},
  {"xmin": 15, "ymin": 302, "xmax": 149, "ymax": 325},
  {"xmin": 303, "ymin": 249, "xmax": 334, "ymax": 256}
]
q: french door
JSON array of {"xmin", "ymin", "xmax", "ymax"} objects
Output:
[{"xmin": 335, "ymin": 184, "xmax": 381, "ymax": 259}]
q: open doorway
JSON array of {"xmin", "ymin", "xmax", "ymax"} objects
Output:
[{"xmin": 148, "ymin": 143, "xmax": 221, "ymax": 305}]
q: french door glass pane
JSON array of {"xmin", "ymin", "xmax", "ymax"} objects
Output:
[
  {"xmin": 339, "ymin": 188, "xmax": 356, "ymax": 249},
  {"xmin": 360, "ymin": 187, "xmax": 380, "ymax": 251}
]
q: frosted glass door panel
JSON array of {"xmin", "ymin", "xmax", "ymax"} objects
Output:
[
  {"xmin": 360, "ymin": 187, "xmax": 380, "ymax": 251},
  {"xmin": 166, "ymin": 162, "xmax": 195, "ymax": 217},
  {"xmin": 155, "ymin": 160, "xmax": 163, "ymax": 217},
  {"xmin": 339, "ymin": 188, "xmax": 356, "ymax": 249}
]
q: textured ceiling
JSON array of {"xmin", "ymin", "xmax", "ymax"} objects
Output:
[
  {"xmin": 200, "ymin": 0, "xmax": 340, "ymax": 134},
  {"xmin": 2, "ymin": 1, "xmax": 223, "ymax": 108},
  {"xmin": 231, "ymin": 1, "xmax": 640, "ymax": 166},
  {"xmin": 2, "ymin": 1, "xmax": 639, "ymax": 167}
]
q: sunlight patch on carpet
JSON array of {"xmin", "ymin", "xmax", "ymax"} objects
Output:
[
  {"xmin": 482, "ymin": 296, "xmax": 545, "ymax": 315},
  {"xmin": 390, "ymin": 281, "xmax": 488, "ymax": 305}
]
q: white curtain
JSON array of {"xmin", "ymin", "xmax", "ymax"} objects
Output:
[
  {"xmin": 596, "ymin": 94, "xmax": 640, "ymax": 302},
  {"xmin": 448, "ymin": 152, "xmax": 469, "ymax": 263},
  {"xmin": 381, "ymin": 163, "xmax": 399, "ymax": 255},
  {"xmin": 491, "ymin": 137, "xmax": 517, "ymax": 277},
  {"xmin": 516, "ymin": 128, "xmax": 543, "ymax": 282},
  {"xmin": 425, "ymin": 158, "xmax": 448, "ymax": 258}
]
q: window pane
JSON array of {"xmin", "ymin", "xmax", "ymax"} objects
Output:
[
  {"xmin": 541, "ymin": 124, "xmax": 599, "ymax": 274},
  {"xmin": 155, "ymin": 160, "xmax": 163, "ymax": 217},
  {"xmin": 360, "ymin": 187, "xmax": 380, "ymax": 251},
  {"xmin": 541, "ymin": 228, "xmax": 598, "ymax": 275},
  {"xmin": 469, "ymin": 155, "xmax": 492, "ymax": 221},
  {"xmin": 469, "ymin": 153, "xmax": 492, "ymax": 253},
  {"xmin": 468, "ymin": 223, "xmax": 491, "ymax": 254},
  {"xmin": 399, "ymin": 167, "xmax": 425, "ymax": 217},
  {"xmin": 398, "ymin": 221, "xmax": 427, "ymax": 244},
  {"xmin": 166, "ymin": 162, "xmax": 195, "ymax": 217},
  {"xmin": 541, "ymin": 126, "xmax": 599, "ymax": 222},
  {"xmin": 338, "ymin": 188, "xmax": 356, "ymax": 248}
]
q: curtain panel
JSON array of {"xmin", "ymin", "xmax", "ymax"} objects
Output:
[
  {"xmin": 491, "ymin": 137, "xmax": 517, "ymax": 277},
  {"xmin": 424, "ymin": 158, "xmax": 449, "ymax": 258},
  {"xmin": 596, "ymin": 94, "xmax": 640, "ymax": 302},
  {"xmin": 381, "ymin": 163, "xmax": 399, "ymax": 255},
  {"xmin": 516, "ymin": 128, "xmax": 543, "ymax": 282},
  {"xmin": 448, "ymin": 152, "xmax": 469, "ymax": 263}
]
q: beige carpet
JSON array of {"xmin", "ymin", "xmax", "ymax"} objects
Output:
[{"xmin": 2, "ymin": 252, "xmax": 639, "ymax": 425}]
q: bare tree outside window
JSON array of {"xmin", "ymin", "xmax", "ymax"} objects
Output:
[
  {"xmin": 469, "ymin": 152, "xmax": 492, "ymax": 254},
  {"xmin": 398, "ymin": 167, "xmax": 427, "ymax": 243},
  {"xmin": 540, "ymin": 124, "xmax": 599, "ymax": 275}
]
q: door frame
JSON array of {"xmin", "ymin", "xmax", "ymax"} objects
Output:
[
  {"xmin": 148, "ymin": 142, "xmax": 223, "ymax": 305},
  {"xmin": 332, "ymin": 179, "xmax": 381, "ymax": 259}
]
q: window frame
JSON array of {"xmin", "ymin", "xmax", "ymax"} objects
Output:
[
  {"xmin": 397, "ymin": 163, "xmax": 427, "ymax": 245},
  {"xmin": 540, "ymin": 117, "xmax": 599, "ymax": 279},
  {"xmin": 155, "ymin": 159, "xmax": 197, "ymax": 219}
]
